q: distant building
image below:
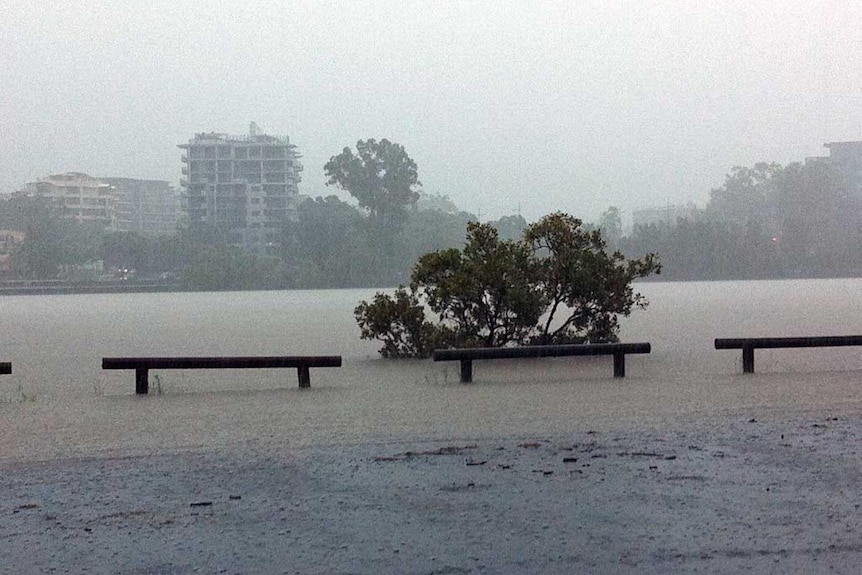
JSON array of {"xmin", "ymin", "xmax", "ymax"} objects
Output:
[
  {"xmin": 178, "ymin": 123, "xmax": 304, "ymax": 253},
  {"xmin": 0, "ymin": 230, "xmax": 25, "ymax": 276},
  {"xmin": 823, "ymin": 141, "xmax": 862, "ymax": 195},
  {"xmin": 631, "ymin": 202, "xmax": 700, "ymax": 229},
  {"xmin": 23, "ymin": 172, "xmax": 115, "ymax": 228},
  {"xmin": 101, "ymin": 178, "xmax": 180, "ymax": 234},
  {"xmin": 22, "ymin": 173, "xmax": 181, "ymax": 234}
]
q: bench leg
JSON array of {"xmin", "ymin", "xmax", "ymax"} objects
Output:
[
  {"xmin": 135, "ymin": 368, "xmax": 149, "ymax": 394},
  {"xmin": 613, "ymin": 353, "xmax": 625, "ymax": 378},
  {"xmin": 742, "ymin": 346, "xmax": 755, "ymax": 374},
  {"xmin": 297, "ymin": 365, "xmax": 311, "ymax": 388},
  {"xmin": 460, "ymin": 360, "xmax": 473, "ymax": 384}
]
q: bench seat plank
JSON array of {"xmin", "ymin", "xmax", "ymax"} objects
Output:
[
  {"xmin": 715, "ymin": 336, "xmax": 862, "ymax": 373},
  {"xmin": 715, "ymin": 336, "xmax": 862, "ymax": 350},
  {"xmin": 102, "ymin": 356, "xmax": 342, "ymax": 393},
  {"xmin": 433, "ymin": 343, "xmax": 651, "ymax": 382}
]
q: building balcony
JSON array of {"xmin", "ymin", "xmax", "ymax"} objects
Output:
[
  {"xmin": 181, "ymin": 155, "xmax": 188, "ymax": 163},
  {"xmin": 181, "ymin": 167, "xmax": 188, "ymax": 175}
]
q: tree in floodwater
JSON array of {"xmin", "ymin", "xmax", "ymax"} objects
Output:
[
  {"xmin": 524, "ymin": 212, "xmax": 659, "ymax": 344},
  {"xmin": 355, "ymin": 212, "xmax": 660, "ymax": 357}
]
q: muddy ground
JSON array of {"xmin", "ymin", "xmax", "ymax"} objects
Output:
[{"xmin": 3, "ymin": 410, "xmax": 861, "ymax": 574}]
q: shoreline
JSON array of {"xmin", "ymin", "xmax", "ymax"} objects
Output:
[{"xmin": 0, "ymin": 281, "xmax": 187, "ymax": 296}]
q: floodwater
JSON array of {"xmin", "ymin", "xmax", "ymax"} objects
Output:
[{"xmin": 1, "ymin": 279, "xmax": 861, "ymax": 462}]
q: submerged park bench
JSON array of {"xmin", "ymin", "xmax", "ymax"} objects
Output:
[
  {"xmin": 102, "ymin": 355, "xmax": 342, "ymax": 394},
  {"xmin": 432, "ymin": 343, "xmax": 651, "ymax": 383},
  {"xmin": 715, "ymin": 335, "xmax": 862, "ymax": 374}
]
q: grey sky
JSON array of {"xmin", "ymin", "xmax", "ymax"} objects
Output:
[{"xmin": 2, "ymin": 0, "xmax": 860, "ymax": 223}]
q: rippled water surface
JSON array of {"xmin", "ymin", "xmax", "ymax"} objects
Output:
[{"xmin": 2, "ymin": 279, "xmax": 861, "ymax": 461}]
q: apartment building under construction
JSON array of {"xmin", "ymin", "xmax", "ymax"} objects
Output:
[{"xmin": 178, "ymin": 123, "xmax": 303, "ymax": 253}]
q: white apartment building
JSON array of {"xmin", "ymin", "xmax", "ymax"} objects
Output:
[{"xmin": 24, "ymin": 172, "xmax": 115, "ymax": 228}]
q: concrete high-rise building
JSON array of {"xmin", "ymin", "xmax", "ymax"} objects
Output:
[
  {"xmin": 101, "ymin": 178, "xmax": 180, "ymax": 234},
  {"xmin": 23, "ymin": 172, "xmax": 115, "ymax": 228},
  {"xmin": 178, "ymin": 123, "xmax": 303, "ymax": 253}
]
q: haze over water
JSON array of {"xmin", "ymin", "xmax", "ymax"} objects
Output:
[{"xmin": 2, "ymin": 279, "xmax": 861, "ymax": 462}]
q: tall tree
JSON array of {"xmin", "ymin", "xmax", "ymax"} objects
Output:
[
  {"xmin": 706, "ymin": 162, "xmax": 782, "ymax": 229},
  {"xmin": 324, "ymin": 138, "xmax": 421, "ymax": 228},
  {"xmin": 597, "ymin": 206, "xmax": 623, "ymax": 248}
]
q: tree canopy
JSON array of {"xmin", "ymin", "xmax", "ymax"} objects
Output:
[
  {"xmin": 355, "ymin": 212, "xmax": 660, "ymax": 358},
  {"xmin": 324, "ymin": 138, "xmax": 421, "ymax": 228}
]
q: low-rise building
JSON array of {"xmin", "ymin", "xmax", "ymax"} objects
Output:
[
  {"xmin": 0, "ymin": 230, "xmax": 25, "ymax": 275},
  {"xmin": 21, "ymin": 173, "xmax": 181, "ymax": 234},
  {"xmin": 23, "ymin": 172, "xmax": 115, "ymax": 228},
  {"xmin": 101, "ymin": 177, "xmax": 180, "ymax": 234}
]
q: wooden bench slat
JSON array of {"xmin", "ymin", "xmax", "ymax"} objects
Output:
[
  {"xmin": 433, "ymin": 343, "xmax": 651, "ymax": 361},
  {"xmin": 103, "ymin": 356, "xmax": 342, "ymax": 370},
  {"xmin": 715, "ymin": 336, "xmax": 862, "ymax": 350}
]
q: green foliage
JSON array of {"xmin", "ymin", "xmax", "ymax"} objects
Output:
[
  {"xmin": 324, "ymin": 138, "xmax": 421, "ymax": 228},
  {"xmin": 412, "ymin": 222, "xmax": 543, "ymax": 347},
  {"xmin": 180, "ymin": 242, "xmax": 286, "ymax": 291},
  {"xmin": 3, "ymin": 195, "xmax": 106, "ymax": 279},
  {"xmin": 634, "ymin": 158, "xmax": 862, "ymax": 279},
  {"xmin": 355, "ymin": 213, "xmax": 661, "ymax": 357},
  {"xmin": 525, "ymin": 213, "xmax": 660, "ymax": 343},
  {"xmin": 399, "ymin": 208, "xmax": 476, "ymax": 265},
  {"xmin": 354, "ymin": 287, "xmax": 450, "ymax": 358},
  {"xmin": 707, "ymin": 162, "xmax": 782, "ymax": 228},
  {"xmin": 489, "ymin": 214, "xmax": 528, "ymax": 241},
  {"xmin": 597, "ymin": 206, "xmax": 622, "ymax": 248},
  {"xmin": 323, "ymin": 138, "xmax": 424, "ymax": 285},
  {"xmin": 281, "ymin": 195, "xmax": 372, "ymax": 287}
]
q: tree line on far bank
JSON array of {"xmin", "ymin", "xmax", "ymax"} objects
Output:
[
  {"xmin": 620, "ymin": 160, "xmax": 862, "ymax": 279},
  {"xmin": 0, "ymin": 190, "xmax": 521, "ymax": 289},
  {"xmin": 0, "ymin": 138, "xmax": 527, "ymax": 289},
  {"xmin": 2, "ymin": 140, "xmax": 860, "ymax": 287}
]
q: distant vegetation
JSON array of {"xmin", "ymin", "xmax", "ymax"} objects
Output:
[
  {"xmin": 355, "ymin": 213, "xmax": 660, "ymax": 358},
  {"xmin": 1, "ymin": 143, "xmax": 859, "ymax": 288},
  {"xmin": 621, "ymin": 161, "xmax": 862, "ymax": 279}
]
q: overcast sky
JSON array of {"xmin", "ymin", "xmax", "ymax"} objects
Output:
[{"xmin": 2, "ymin": 1, "xmax": 860, "ymax": 223}]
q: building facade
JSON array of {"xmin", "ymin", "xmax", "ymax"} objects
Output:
[
  {"xmin": 0, "ymin": 230, "xmax": 25, "ymax": 276},
  {"xmin": 101, "ymin": 177, "xmax": 180, "ymax": 234},
  {"xmin": 178, "ymin": 124, "xmax": 303, "ymax": 253},
  {"xmin": 23, "ymin": 172, "xmax": 115, "ymax": 228},
  {"xmin": 22, "ymin": 174, "xmax": 181, "ymax": 234},
  {"xmin": 823, "ymin": 141, "xmax": 862, "ymax": 196}
]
